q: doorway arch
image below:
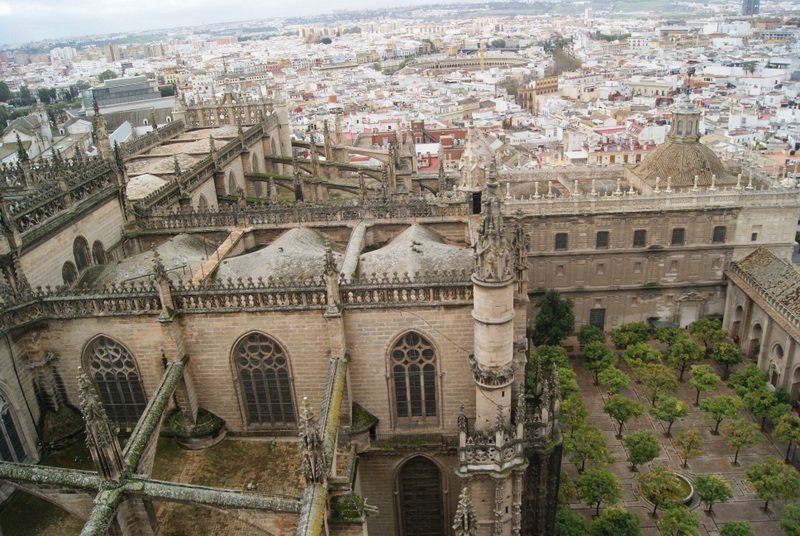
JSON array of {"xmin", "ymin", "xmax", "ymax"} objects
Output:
[{"xmin": 395, "ymin": 456, "xmax": 445, "ymax": 536}]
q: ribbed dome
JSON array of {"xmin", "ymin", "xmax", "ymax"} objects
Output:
[{"xmin": 631, "ymin": 139, "xmax": 730, "ymax": 188}]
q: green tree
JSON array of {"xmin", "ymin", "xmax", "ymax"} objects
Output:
[
  {"xmin": 654, "ymin": 327, "xmax": 682, "ymax": 346},
  {"xmin": 772, "ymin": 413, "xmax": 800, "ymax": 463},
  {"xmin": 18, "ymin": 85, "xmax": 33, "ymax": 105},
  {"xmin": 490, "ymin": 38, "xmax": 506, "ymax": 48},
  {"xmin": 673, "ymin": 429, "xmax": 703, "ymax": 468},
  {"xmin": 557, "ymin": 367, "xmax": 580, "ymax": 399},
  {"xmin": 746, "ymin": 457, "xmax": 800, "ymax": 511},
  {"xmin": 780, "ymin": 504, "xmax": 800, "ymax": 536},
  {"xmin": 579, "ymin": 324, "xmax": 605, "ymax": 345},
  {"xmin": 743, "ymin": 389, "xmax": 786, "ymax": 431},
  {"xmin": 565, "ymin": 425, "xmax": 613, "ymax": 472},
  {"xmin": 720, "ymin": 522, "xmax": 755, "ymax": 536},
  {"xmin": 693, "ymin": 474, "xmax": 733, "ymax": 512},
  {"xmin": 558, "ymin": 470, "xmax": 577, "ymax": 504},
  {"xmin": 0, "ymin": 81, "xmax": 11, "ymax": 102},
  {"xmin": 576, "ymin": 467, "xmax": 622, "ymax": 516},
  {"xmin": 639, "ymin": 465, "xmax": 681, "ymax": 516},
  {"xmin": 560, "ymin": 395, "xmax": 588, "ymax": 435},
  {"xmin": 531, "ymin": 345, "xmax": 570, "ymax": 371},
  {"xmin": 650, "ymin": 397, "xmax": 688, "ymax": 437},
  {"xmin": 610, "ymin": 322, "xmax": 649, "ymax": 349},
  {"xmin": 700, "ymin": 395, "xmax": 743, "ymax": 434},
  {"xmin": 584, "ymin": 341, "xmax": 617, "ymax": 385},
  {"xmin": 555, "ymin": 505, "xmax": 587, "ymax": 536},
  {"xmin": 37, "ymin": 87, "xmax": 53, "ymax": 104},
  {"xmin": 666, "ymin": 337, "xmax": 704, "ymax": 381},
  {"xmin": 658, "ymin": 506, "xmax": 700, "ymax": 536},
  {"xmin": 688, "ymin": 318, "xmax": 726, "ymax": 353},
  {"xmin": 727, "ymin": 364, "xmax": 768, "ymax": 397},
  {"xmin": 622, "ymin": 342, "xmax": 662, "ymax": 368},
  {"xmin": 633, "ymin": 363, "xmax": 678, "ymax": 405},
  {"xmin": 603, "ymin": 394, "xmax": 643, "ymax": 438},
  {"xmin": 531, "ymin": 290, "xmax": 575, "ymax": 346},
  {"xmin": 599, "ymin": 367, "xmax": 630, "ymax": 395},
  {"xmin": 689, "ymin": 364, "xmax": 721, "ymax": 406},
  {"xmin": 712, "ymin": 342, "xmax": 742, "ymax": 379},
  {"xmin": 97, "ymin": 69, "xmax": 118, "ymax": 82},
  {"xmin": 623, "ymin": 431, "xmax": 660, "ymax": 471},
  {"xmin": 721, "ymin": 418, "xmax": 762, "ymax": 465},
  {"xmin": 590, "ymin": 507, "xmax": 641, "ymax": 536}
]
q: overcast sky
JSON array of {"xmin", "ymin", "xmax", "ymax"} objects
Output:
[{"xmin": 0, "ymin": 0, "xmax": 438, "ymax": 46}]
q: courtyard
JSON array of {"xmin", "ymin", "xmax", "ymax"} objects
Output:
[{"xmin": 561, "ymin": 331, "xmax": 797, "ymax": 535}]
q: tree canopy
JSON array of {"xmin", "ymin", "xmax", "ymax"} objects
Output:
[
  {"xmin": 623, "ymin": 431, "xmax": 660, "ymax": 471},
  {"xmin": 720, "ymin": 522, "xmax": 756, "ymax": 536},
  {"xmin": 603, "ymin": 394, "xmax": 643, "ymax": 438},
  {"xmin": 772, "ymin": 413, "xmax": 800, "ymax": 462},
  {"xmin": 658, "ymin": 506, "xmax": 700, "ymax": 536},
  {"xmin": 530, "ymin": 290, "xmax": 575, "ymax": 346},
  {"xmin": 584, "ymin": 341, "xmax": 617, "ymax": 384},
  {"xmin": 673, "ymin": 429, "xmax": 703, "ymax": 468},
  {"xmin": 721, "ymin": 418, "xmax": 762, "ymax": 465},
  {"xmin": 638, "ymin": 465, "xmax": 681, "ymax": 516},
  {"xmin": 666, "ymin": 337, "xmax": 704, "ymax": 381},
  {"xmin": 700, "ymin": 395, "xmax": 743, "ymax": 434},
  {"xmin": 589, "ymin": 507, "xmax": 641, "ymax": 536},
  {"xmin": 745, "ymin": 456, "xmax": 800, "ymax": 510},
  {"xmin": 649, "ymin": 397, "xmax": 688, "ymax": 436},
  {"xmin": 576, "ymin": 467, "xmax": 622, "ymax": 516},
  {"xmin": 565, "ymin": 425, "xmax": 613, "ymax": 472},
  {"xmin": 693, "ymin": 474, "xmax": 733, "ymax": 512},
  {"xmin": 689, "ymin": 364, "xmax": 721, "ymax": 406}
]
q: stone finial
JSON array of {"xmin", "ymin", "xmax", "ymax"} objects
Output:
[
  {"xmin": 298, "ymin": 397, "xmax": 326, "ymax": 484},
  {"xmin": 515, "ymin": 388, "xmax": 527, "ymax": 426},
  {"xmin": 77, "ymin": 367, "xmax": 125, "ymax": 481},
  {"xmin": 173, "ymin": 155, "xmax": 182, "ymax": 180},
  {"xmin": 15, "ymin": 134, "xmax": 29, "ymax": 163},
  {"xmin": 457, "ymin": 404, "xmax": 468, "ymax": 433},
  {"xmin": 453, "ymin": 488, "xmax": 477, "ymax": 536},
  {"xmin": 152, "ymin": 249, "xmax": 167, "ymax": 281}
]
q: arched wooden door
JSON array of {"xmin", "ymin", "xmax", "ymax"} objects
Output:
[{"xmin": 397, "ymin": 456, "xmax": 444, "ymax": 536}]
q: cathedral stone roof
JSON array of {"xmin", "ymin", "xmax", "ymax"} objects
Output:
[
  {"xmin": 92, "ymin": 234, "xmax": 213, "ymax": 286},
  {"xmin": 733, "ymin": 247, "xmax": 800, "ymax": 321},
  {"xmin": 126, "ymin": 173, "xmax": 168, "ymax": 201},
  {"xmin": 217, "ymin": 227, "xmax": 342, "ymax": 281},
  {"xmin": 357, "ymin": 224, "xmax": 472, "ymax": 279}
]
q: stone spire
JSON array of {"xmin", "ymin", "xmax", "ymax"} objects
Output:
[
  {"xmin": 473, "ymin": 163, "xmax": 512, "ymax": 284},
  {"xmin": 77, "ymin": 367, "xmax": 125, "ymax": 481},
  {"xmin": 458, "ymin": 128, "xmax": 490, "ymax": 192},
  {"xmin": 323, "ymin": 240, "xmax": 341, "ymax": 314},
  {"xmin": 298, "ymin": 397, "xmax": 326, "ymax": 484},
  {"xmin": 91, "ymin": 99, "xmax": 111, "ymax": 159},
  {"xmin": 453, "ymin": 488, "xmax": 477, "ymax": 536}
]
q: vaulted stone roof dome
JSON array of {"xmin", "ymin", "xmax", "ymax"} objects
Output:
[
  {"xmin": 358, "ymin": 224, "xmax": 472, "ymax": 279},
  {"xmin": 630, "ymin": 98, "xmax": 734, "ymax": 188}
]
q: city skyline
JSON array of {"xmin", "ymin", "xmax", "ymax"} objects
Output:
[{"xmin": 0, "ymin": 0, "xmax": 446, "ymax": 46}]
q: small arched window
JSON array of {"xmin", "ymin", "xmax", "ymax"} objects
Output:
[
  {"xmin": 84, "ymin": 336, "xmax": 147, "ymax": 430},
  {"xmin": 92, "ymin": 240, "xmax": 107, "ymax": 265},
  {"xmin": 0, "ymin": 391, "xmax": 27, "ymax": 462},
  {"xmin": 391, "ymin": 332, "xmax": 437, "ymax": 421},
  {"xmin": 198, "ymin": 194, "xmax": 209, "ymax": 211},
  {"xmin": 773, "ymin": 344, "xmax": 785, "ymax": 360},
  {"xmin": 73, "ymin": 236, "xmax": 91, "ymax": 271},
  {"xmin": 233, "ymin": 333, "xmax": 296, "ymax": 426},
  {"xmin": 62, "ymin": 261, "xmax": 78, "ymax": 285}
]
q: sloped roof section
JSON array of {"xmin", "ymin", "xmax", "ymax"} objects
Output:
[
  {"xmin": 358, "ymin": 224, "xmax": 472, "ymax": 280},
  {"xmin": 733, "ymin": 247, "xmax": 800, "ymax": 321},
  {"xmin": 217, "ymin": 227, "xmax": 341, "ymax": 282}
]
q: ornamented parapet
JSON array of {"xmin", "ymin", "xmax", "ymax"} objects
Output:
[
  {"xmin": 457, "ymin": 409, "xmax": 526, "ymax": 474},
  {"xmin": 0, "ymin": 270, "xmax": 474, "ymax": 329},
  {"xmin": 119, "ymin": 120, "xmax": 185, "ymax": 161},
  {"xmin": 133, "ymin": 200, "xmax": 471, "ymax": 230}
]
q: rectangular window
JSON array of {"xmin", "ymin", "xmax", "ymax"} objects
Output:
[
  {"xmin": 633, "ymin": 229, "xmax": 647, "ymax": 248},
  {"xmin": 555, "ymin": 233, "xmax": 568, "ymax": 251},
  {"xmin": 589, "ymin": 308, "xmax": 606, "ymax": 330},
  {"xmin": 751, "ymin": 232, "xmax": 758, "ymax": 242},
  {"xmin": 596, "ymin": 231, "xmax": 609, "ymax": 249},
  {"xmin": 712, "ymin": 226, "xmax": 727, "ymax": 244},
  {"xmin": 671, "ymin": 228, "xmax": 685, "ymax": 245}
]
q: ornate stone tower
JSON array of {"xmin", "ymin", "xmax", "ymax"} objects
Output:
[
  {"xmin": 91, "ymin": 99, "xmax": 111, "ymax": 160},
  {"xmin": 457, "ymin": 171, "xmax": 528, "ymax": 536}
]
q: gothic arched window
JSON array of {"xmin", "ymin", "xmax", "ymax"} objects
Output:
[
  {"xmin": 228, "ymin": 171, "xmax": 237, "ymax": 195},
  {"xmin": 0, "ymin": 392, "xmax": 26, "ymax": 462},
  {"xmin": 84, "ymin": 336, "xmax": 147, "ymax": 430},
  {"xmin": 233, "ymin": 333, "xmax": 296, "ymax": 426},
  {"xmin": 73, "ymin": 236, "xmax": 91, "ymax": 272},
  {"xmin": 92, "ymin": 240, "xmax": 107, "ymax": 265},
  {"xmin": 62, "ymin": 261, "xmax": 78, "ymax": 285},
  {"xmin": 390, "ymin": 332, "xmax": 437, "ymax": 421}
]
